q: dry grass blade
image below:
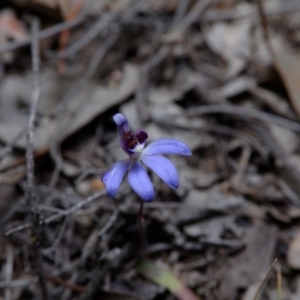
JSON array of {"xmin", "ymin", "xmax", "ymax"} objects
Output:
[
  {"xmin": 137, "ymin": 260, "xmax": 199, "ymax": 300},
  {"xmin": 276, "ymin": 265, "xmax": 282, "ymax": 300},
  {"xmin": 26, "ymin": 17, "xmax": 49, "ymax": 300},
  {"xmin": 271, "ymin": 37, "xmax": 300, "ymax": 120},
  {"xmin": 253, "ymin": 258, "xmax": 278, "ymax": 300},
  {"xmin": 256, "ymin": 0, "xmax": 300, "ymax": 121}
]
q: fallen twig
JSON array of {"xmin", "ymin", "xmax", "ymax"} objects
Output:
[
  {"xmin": 0, "ymin": 14, "xmax": 86, "ymax": 55},
  {"xmin": 5, "ymin": 190, "xmax": 107, "ymax": 236},
  {"xmin": 26, "ymin": 18, "xmax": 49, "ymax": 300},
  {"xmin": 185, "ymin": 104, "xmax": 300, "ymax": 133}
]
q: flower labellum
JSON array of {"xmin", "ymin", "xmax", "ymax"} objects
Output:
[{"xmin": 102, "ymin": 113, "xmax": 192, "ymax": 202}]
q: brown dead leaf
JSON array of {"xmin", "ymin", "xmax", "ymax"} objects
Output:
[
  {"xmin": 205, "ymin": 19, "xmax": 252, "ymax": 78},
  {"xmin": 271, "ymin": 35, "xmax": 300, "ymax": 119},
  {"xmin": 0, "ymin": 166, "xmax": 25, "ymax": 184},
  {"xmin": 175, "ymin": 186, "xmax": 244, "ymax": 224},
  {"xmin": 288, "ymin": 229, "xmax": 300, "ymax": 269},
  {"xmin": 183, "ymin": 215, "xmax": 235, "ymax": 239},
  {"xmin": 0, "ymin": 10, "xmax": 27, "ymax": 41},
  {"xmin": 0, "ymin": 64, "xmax": 138, "ymax": 150},
  {"xmin": 269, "ymin": 124, "xmax": 299, "ymax": 154},
  {"xmin": 214, "ymin": 222, "xmax": 277, "ymax": 299},
  {"xmin": 59, "ymin": 63, "xmax": 139, "ymax": 138},
  {"xmin": 0, "ymin": 9, "xmax": 28, "ymax": 63},
  {"xmin": 57, "ymin": 0, "xmax": 85, "ymax": 73}
]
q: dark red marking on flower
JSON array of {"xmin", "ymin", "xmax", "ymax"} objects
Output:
[
  {"xmin": 124, "ymin": 132, "xmax": 138, "ymax": 149},
  {"xmin": 122, "ymin": 130, "xmax": 148, "ymax": 149},
  {"xmin": 137, "ymin": 130, "xmax": 148, "ymax": 143}
]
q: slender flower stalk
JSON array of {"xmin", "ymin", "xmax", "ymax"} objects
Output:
[{"xmin": 102, "ymin": 113, "xmax": 192, "ymax": 201}]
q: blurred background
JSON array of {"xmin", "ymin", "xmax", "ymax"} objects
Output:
[{"xmin": 1, "ymin": 0, "xmax": 300, "ymax": 299}]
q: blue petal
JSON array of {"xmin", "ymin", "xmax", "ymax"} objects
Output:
[
  {"xmin": 128, "ymin": 161, "xmax": 154, "ymax": 202},
  {"xmin": 141, "ymin": 155, "xmax": 179, "ymax": 189},
  {"xmin": 143, "ymin": 138, "xmax": 192, "ymax": 156},
  {"xmin": 113, "ymin": 113, "xmax": 129, "ymax": 138},
  {"xmin": 102, "ymin": 159, "xmax": 131, "ymax": 197}
]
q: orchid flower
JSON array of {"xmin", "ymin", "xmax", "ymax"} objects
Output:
[{"xmin": 102, "ymin": 113, "xmax": 192, "ymax": 202}]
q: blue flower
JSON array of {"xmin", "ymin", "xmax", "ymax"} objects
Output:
[{"xmin": 102, "ymin": 113, "xmax": 192, "ymax": 202}]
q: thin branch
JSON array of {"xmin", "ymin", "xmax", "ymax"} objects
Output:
[
  {"xmin": 42, "ymin": 218, "xmax": 69, "ymax": 254},
  {"xmin": 176, "ymin": 0, "xmax": 219, "ymax": 31},
  {"xmin": 5, "ymin": 223, "xmax": 31, "ymax": 236},
  {"xmin": 26, "ymin": 20, "xmax": 40, "ymax": 206},
  {"xmin": 27, "ymin": 18, "xmax": 49, "ymax": 300},
  {"xmin": 0, "ymin": 278, "xmax": 38, "ymax": 288},
  {"xmin": 0, "ymin": 14, "xmax": 86, "ymax": 55},
  {"xmin": 5, "ymin": 190, "xmax": 107, "ymax": 236},
  {"xmin": 53, "ymin": 13, "xmax": 116, "ymax": 59},
  {"xmin": 98, "ymin": 208, "xmax": 119, "ymax": 237},
  {"xmin": 253, "ymin": 258, "xmax": 278, "ymax": 300},
  {"xmin": 185, "ymin": 104, "xmax": 300, "ymax": 133},
  {"xmin": 63, "ymin": 190, "xmax": 106, "ymax": 216},
  {"xmin": 22, "ymin": 22, "xmax": 42, "ymax": 271}
]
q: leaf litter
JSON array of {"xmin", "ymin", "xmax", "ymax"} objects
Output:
[{"xmin": 1, "ymin": 0, "xmax": 300, "ymax": 299}]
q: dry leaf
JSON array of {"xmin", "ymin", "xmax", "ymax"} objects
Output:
[
  {"xmin": 271, "ymin": 35, "xmax": 300, "ymax": 119},
  {"xmin": 205, "ymin": 19, "xmax": 252, "ymax": 78},
  {"xmin": 0, "ymin": 64, "xmax": 139, "ymax": 150},
  {"xmin": 216, "ymin": 222, "xmax": 277, "ymax": 298},
  {"xmin": 0, "ymin": 9, "xmax": 28, "ymax": 63},
  {"xmin": 0, "ymin": 9, "xmax": 27, "ymax": 41},
  {"xmin": 288, "ymin": 229, "xmax": 300, "ymax": 269}
]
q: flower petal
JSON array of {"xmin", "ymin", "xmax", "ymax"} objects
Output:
[
  {"xmin": 128, "ymin": 161, "xmax": 154, "ymax": 202},
  {"xmin": 113, "ymin": 113, "xmax": 129, "ymax": 138},
  {"xmin": 143, "ymin": 138, "xmax": 192, "ymax": 156},
  {"xmin": 141, "ymin": 155, "xmax": 179, "ymax": 189},
  {"xmin": 102, "ymin": 159, "xmax": 131, "ymax": 197}
]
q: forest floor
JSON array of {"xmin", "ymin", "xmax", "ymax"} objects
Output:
[{"xmin": 1, "ymin": 0, "xmax": 300, "ymax": 299}]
